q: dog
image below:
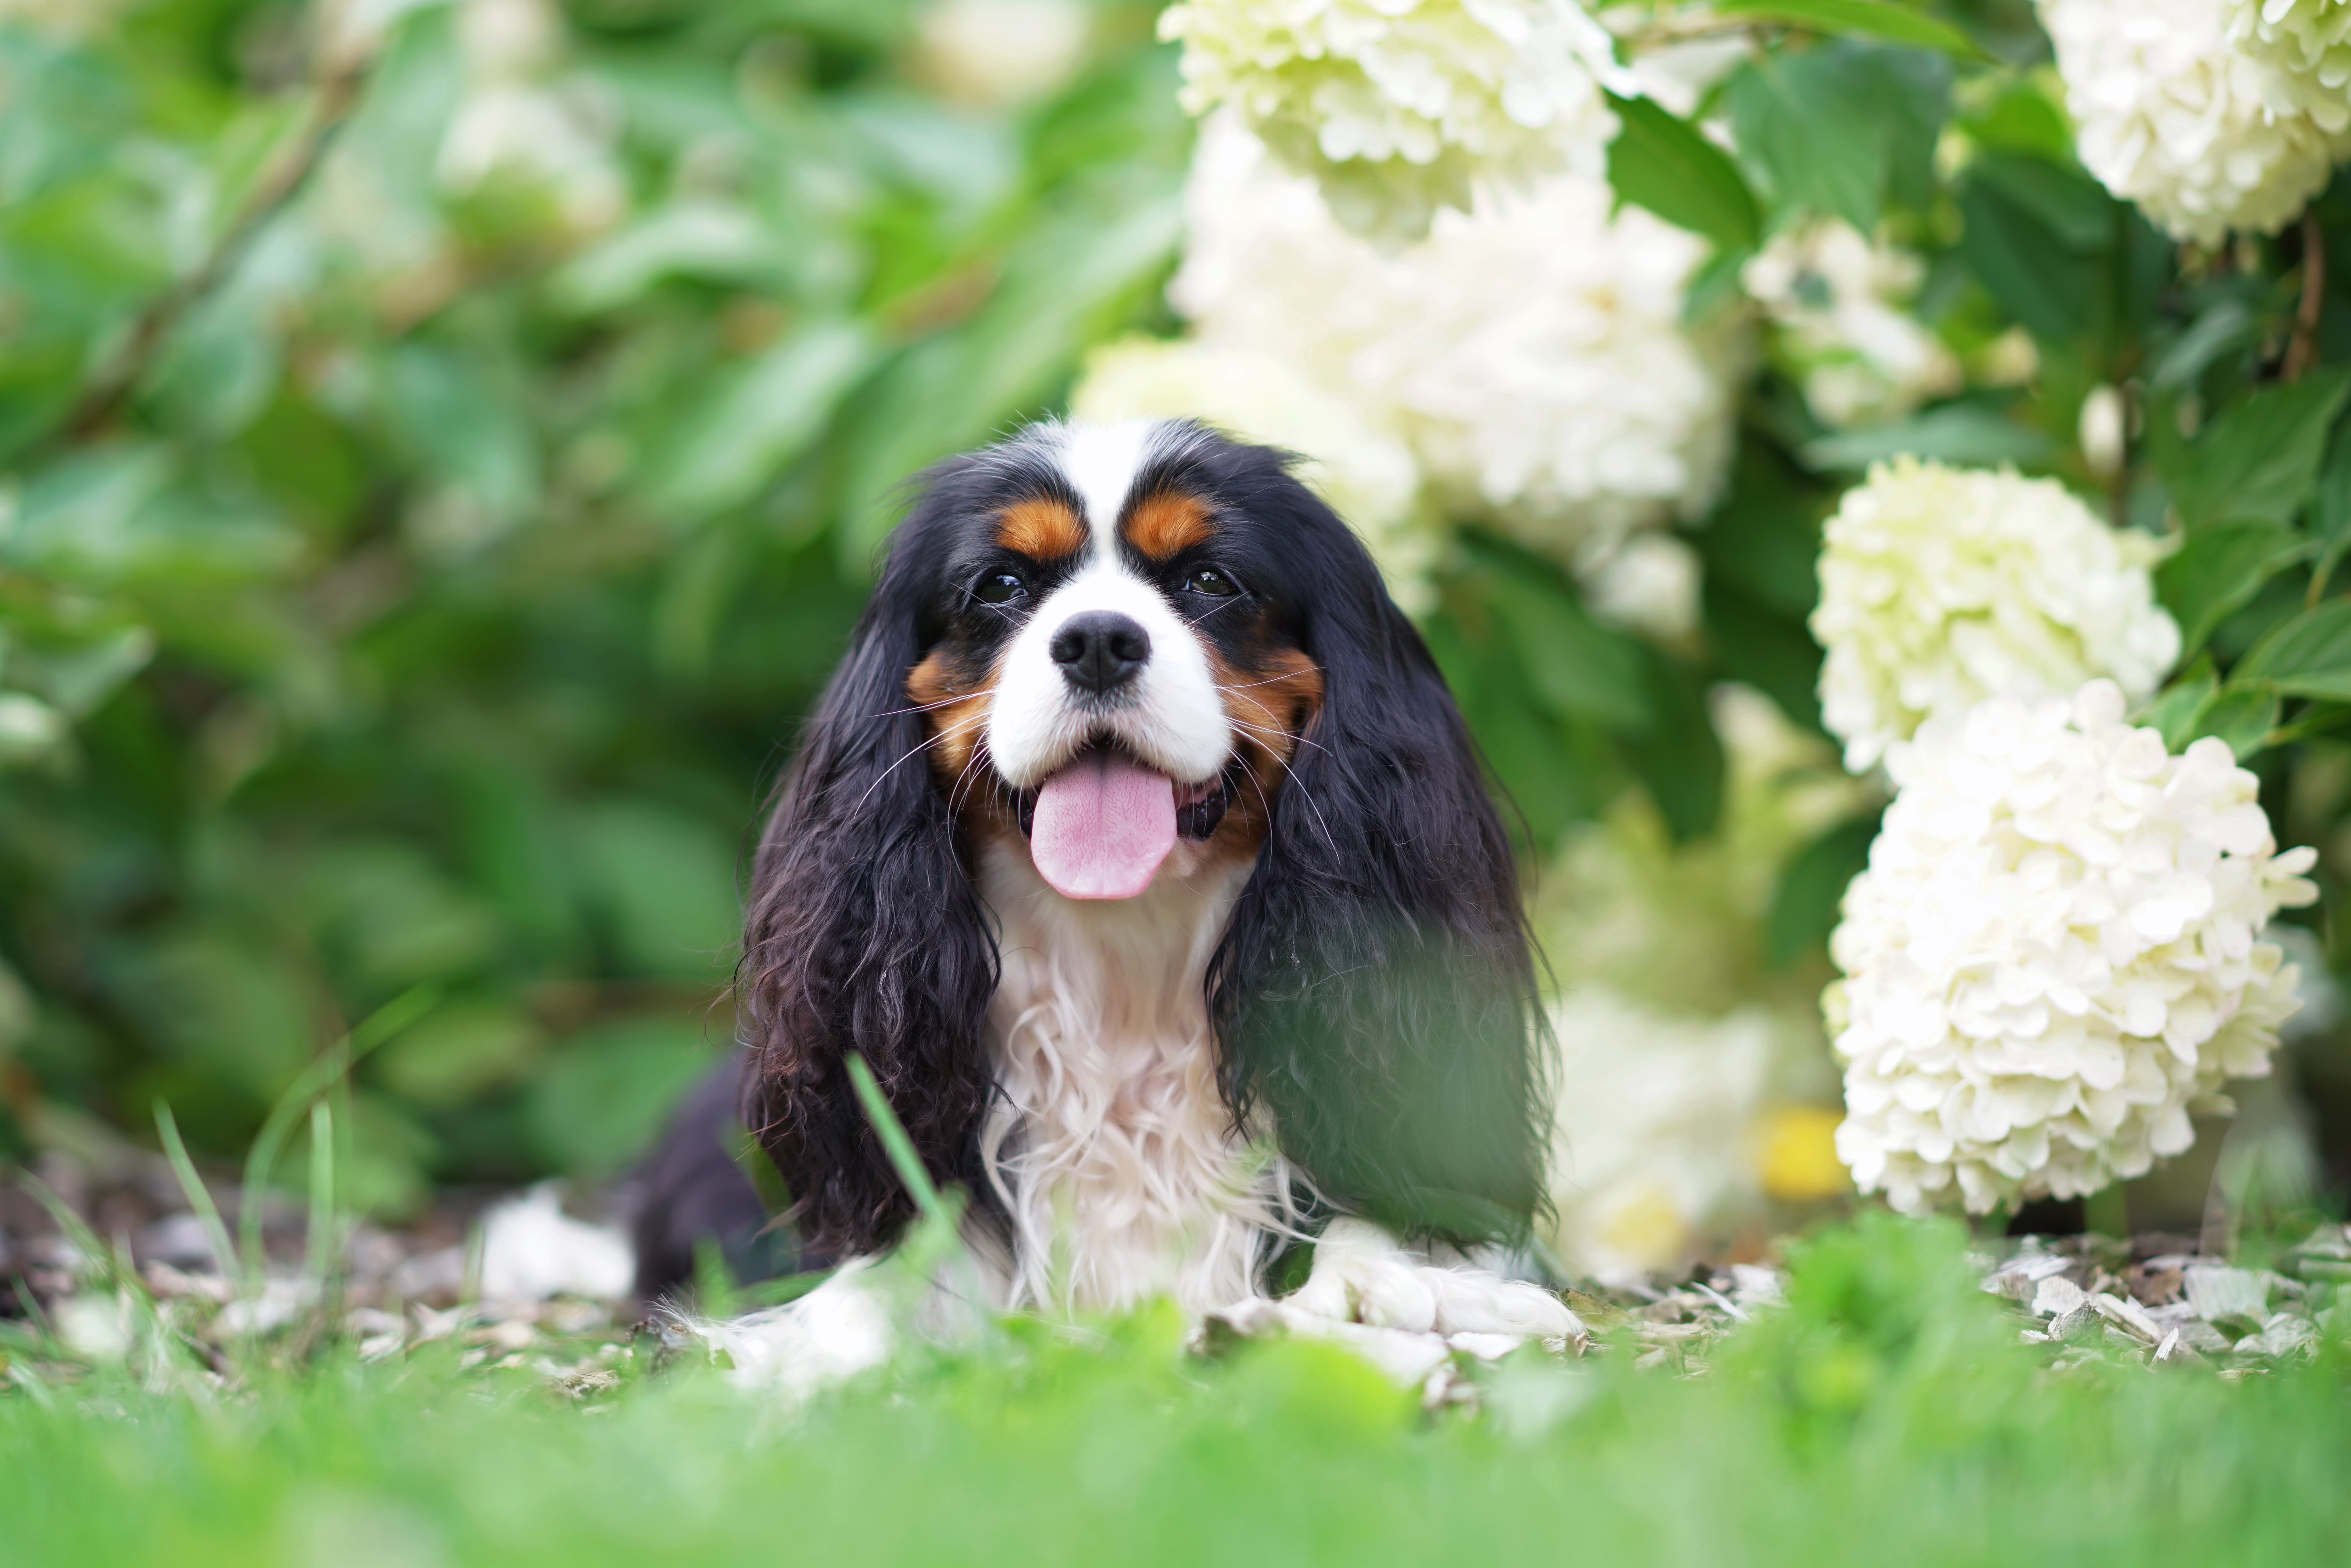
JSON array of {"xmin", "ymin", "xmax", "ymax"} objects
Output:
[{"xmin": 632, "ymin": 418, "xmax": 1574, "ymax": 1371}]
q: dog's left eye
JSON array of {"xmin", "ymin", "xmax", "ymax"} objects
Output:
[
  {"xmin": 974, "ymin": 572, "xmax": 1028, "ymax": 605},
  {"xmin": 1184, "ymin": 567, "xmax": 1238, "ymax": 597}
]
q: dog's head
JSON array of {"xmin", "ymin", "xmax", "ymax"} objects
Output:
[
  {"xmin": 897, "ymin": 420, "xmax": 1325, "ymax": 898},
  {"xmin": 742, "ymin": 420, "xmax": 1545, "ymax": 1261}
]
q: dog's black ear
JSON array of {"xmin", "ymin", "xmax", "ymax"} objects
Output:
[
  {"xmin": 1211, "ymin": 485, "xmax": 1547, "ymax": 1249},
  {"xmin": 738, "ymin": 475, "xmax": 997, "ymax": 1260}
]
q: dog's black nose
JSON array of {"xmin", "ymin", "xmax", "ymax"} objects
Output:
[{"xmin": 1050, "ymin": 611, "xmax": 1151, "ymax": 694}]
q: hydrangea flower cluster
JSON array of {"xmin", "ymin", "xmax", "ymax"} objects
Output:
[
  {"xmin": 1828, "ymin": 682, "xmax": 2318, "ymax": 1215},
  {"xmin": 2226, "ymin": 0, "xmax": 2351, "ymax": 134},
  {"xmin": 910, "ymin": 0, "xmax": 1093, "ymax": 108},
  {"xmin": 1810, "ymin": 457, "xmax": 2181, "ymax": 772},
  {"xmin": 438, "ymin": 0, "xmax": 625, "ymax": 236},
  {"xmin": 1546, "ymin": 986, "xmax": 1779, "ymax": 1284},
  {"xmin": 1173, "ymin": 119, "xmax": 1744, "ymax": 571},
  {"xmin": 1067, "ymin": 335, "xmax": 1436, "ymax": 613},
  {"xmin": 1741, "ymin": 220, "xmax": 1962, "ymax": 429},
  {"xmin": 1156, "ymin": 0, "xmax": 1629, "ymax": 244},
  {"xmin": 2038, "ymin": 0, "xmax": 2351, "ymax": 247}
]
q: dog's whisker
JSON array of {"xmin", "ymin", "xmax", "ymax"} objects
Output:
[
  {"xmin": 853, "ymin": 712, "xmax": 988, "ymax": 812},
  {"xmin": 1211, "ymin": 666, "xmax": 1324, "ymax": 695},
  {"xmin": 1223, "ymin": 713, "xmax": 1333, "ymax": 763},
  {"xmin": 867, "ymin": 693, "xmax": 982, "ymax": 720}
]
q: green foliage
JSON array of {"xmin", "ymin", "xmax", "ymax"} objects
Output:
[
  {"xmin": 6, "ymin": 1215, "xmax": 2351, "ymax": 1564},
  {"xmin": 1605, "ymin": 91, "xmax": 1760, "ymax": 256},
  {"xmin": 0, "ymin": 0, "xmax": 1192, "ymax": 1204},
  {"xmin": 6, "ymin": 0, "xmax": 2351, "ymax": 1205}
]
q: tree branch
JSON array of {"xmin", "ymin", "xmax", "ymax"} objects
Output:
[
  {"xmin": 61, "ymin": 61, "xmax": 371, "ymax": 441},
  {"xmin": 2283, "ymin": 212, "xmax": 2327, "ymax": 385}
]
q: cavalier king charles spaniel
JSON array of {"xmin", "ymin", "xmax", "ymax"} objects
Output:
[{"xmin": 632, "ymin": 418, "xmax": 1574, "ymax": 1370}]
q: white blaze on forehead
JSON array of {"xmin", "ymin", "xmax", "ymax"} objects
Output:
[
  {"xmin": 1051, "ymin": 419, "xmax": 1160, "ymax": 562},
  {"xmin": 985, "ymin": 420, "xmax": 1231, "ymax": 790}
]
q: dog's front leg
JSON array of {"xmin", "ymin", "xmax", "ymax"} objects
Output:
[{"xmin": 1286, "ymin": 1218, "xmax": 1584, "ymax": 1342}]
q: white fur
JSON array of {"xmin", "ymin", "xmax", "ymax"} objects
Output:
[
  {"xmin": 972, "ymin": 834, "xmax": 1297, "ymax": 1315},
  {"xmin": 703, "ymin": 1259, "xmax": 893, "ymax": 1400},
  {"xmin": 1287, "ymin": 1218, "xmax": 1582, "ymax": 1340},
  {"xmin": 1052, "ymin": 419, "xmax": 1159, "ymax": 556}
]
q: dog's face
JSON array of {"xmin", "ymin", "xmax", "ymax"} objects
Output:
[{"xmin": 900, "ymin": 421, "xmax": 1325, "ymax": 899}]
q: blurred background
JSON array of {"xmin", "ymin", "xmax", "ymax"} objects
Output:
[{"xmin": 1, "ymin": 0, "xmax": 2346, "ymax": 1292}]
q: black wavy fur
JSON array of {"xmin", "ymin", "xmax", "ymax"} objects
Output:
[{"xmin": 634, "ymin": 425, "xmax": 1548, "ymax": 1299}]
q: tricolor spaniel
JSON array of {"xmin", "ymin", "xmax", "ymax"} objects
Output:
[{"xmin": 634, "ymin": 418, "xmax": 1573, "ymax": 1362}]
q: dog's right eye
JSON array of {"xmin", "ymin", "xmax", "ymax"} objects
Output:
[{"xmin": 974, "ymin": 572, "xmax": 1027, "ymax": 605}]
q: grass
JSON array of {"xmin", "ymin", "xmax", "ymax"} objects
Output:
[{"xmin": 2, "ymin": 1215, "xmax": 2346, "ymax": 1567}]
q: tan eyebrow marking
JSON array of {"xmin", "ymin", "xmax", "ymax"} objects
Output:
[
  {"xmin": 1124, "ymin": 489, "xmax": 1215, "ymax": 561},
  {"xmin": 993, "ymin": 496, "xmax": 1086, "ymax": 561}
]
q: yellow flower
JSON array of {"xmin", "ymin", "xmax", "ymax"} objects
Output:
[{"xmin": 1757, "ymin": 1106, "xmax": 1851, "ymax": 1202}]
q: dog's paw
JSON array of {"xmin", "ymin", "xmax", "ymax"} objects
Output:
[
  {"xmin": 1287, "ymin": 1219, "xmax": 1440, "ymax": 1331},
  {"xmin": 1286, "ymin": 1218, "xmax": 1587, "ymax": 1346},
  {"xmin": 691, "ymin": 1261, "xmax": 893, "ymax": 1401}
]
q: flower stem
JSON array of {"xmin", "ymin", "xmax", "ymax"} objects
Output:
[{"xmin": 2283, "ymin": 214, "xmax": 2326, "ymax": 385}]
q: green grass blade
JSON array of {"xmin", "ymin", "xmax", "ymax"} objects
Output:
[
  {"xmin": 240, "ymin": 983, "xmax": 439, "ymax": 1274},
  {"xmin": 304, "ymin": 1100, "xmax": 336, "ymax": 1295},
  {"xmin": 151, "ymin": 1102, "xmax": 246, "ymax": 1296},
  {"xmin": 845, "ymin": 1052, "xmax": 947, "ymax": 1224}
]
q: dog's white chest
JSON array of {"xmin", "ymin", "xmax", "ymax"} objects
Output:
[{"xmin": 973, "ymin": 839, "xmax": 1285, "ymax": 1315}]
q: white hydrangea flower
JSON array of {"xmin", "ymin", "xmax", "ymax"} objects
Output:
[
  {"xmin": 911, "ymin": 0, "xmax": 1093, "ymax": 108},
  {"xmin": 1829, "ymin": 681, "xmax": 2319, "ymax": 1215},
  {"xmin": 2038, "ymin": 0, "xmax": 2351, "ymax": 247},
  {"xmin": 1174, "ymin": 118, "xmax": 1744, "ymax": 569},
  {"xmin": 1156, "ymin": 0, "xmax": 1630, "ymax": 244},
  {"xmin": 2226, "ymin": 0, "xmax": 2351, "ymax": 134},
  {"xmin": 1546, "ymin": 986, "xmax": 1778, "ymax": 1285},
  {"xmin": 0, "ymin": 692, "xmax": 66, "ymax": 766},
  {"xmin": 1741, "ymin": 220, "xmax": 1962, "ymax": 429},
  {"xmin": 1067, "ymin": 335, "xmax": 1437, "ymax": 613},
  {"xmin": 1581, "ymin": 531, "xmax": 1702, "ymax": 641},
  {"xmin": 439, "ymin": 0, "xmax": 625, "ymax": 236},
  {"xmin": 1810, "ymin": 457, "xmax": 2181, "ymax": 772}
]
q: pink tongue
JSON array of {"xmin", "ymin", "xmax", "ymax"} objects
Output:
[{"xmin": 1030, "ymin": 750, "xmax": 1177, "ymax": 900}]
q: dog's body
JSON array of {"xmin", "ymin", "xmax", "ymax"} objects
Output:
[{"xmin": 635, "ymin": 419, "xmax": 1567, "ymax": 1354}]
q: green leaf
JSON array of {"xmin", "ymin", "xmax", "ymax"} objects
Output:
[
  {"xmin": 2191, "ymin": 684, "xmax": 2281, "ymax": 760},
  {"xmin": 374, "ymin": 1001, "xmax": 543, "ymax": 1108},
  {"xmin": 381, "ymin": 344, "xmax": 539, "ymax": 528},
  {"xmin": 1964, "ymin": 153, "xmax": 2115, "ymax": 252},
  {"xmin": 1698, "ymin": 443, "xmax": 1825, "ymax": 618},
  {"xmin": 1768, "ymin": 809, "xmax": 1883, "ymax": 968},
  {"xmin": 1480, "ymin": 571, "xmax": 1651, "ymax": 731},
  {"xmin": 1711, "ymin": 0, "xmax": 1990, "ymax": 58},
  {"xmin": 646, "ymin": 319, "xmax": 875, "ymax": 523},
  {"xmin": 1955, "ymin": 177, "xmax": 2099, "ymax": 344},
  {"xmin": 524, "ymin": 1018, "xmax": 720, "ymax": 1177},
  {"xmin": 2236, "ymin": 599, "xmax": 2351, "ymax": 701},
  {"xmin": 1616, "ymin": 649, "xmax": 1725, "ymax": 842},
  {"xmin": 2154, "ymin": 523, "xmax": 2314, "ymax": 657},
  {"xmin": 2138, "ymin": 664, "xmax": 2217, "ymax": 752},
  {"xmin": 2309, "ymin": 419, "xmax": 2351, "ymax": 592},
  {"xmin": 2169, "ymin": 367, "xmax": 2351, "ymax": 528},
  {"xmin": 1728, "ymin": 43, "xmax": 1949, "ymax": 233},
  {"xmin": 1801, "ymin": 405, "xmax": 2054, "ymax": 472},
  {"xmin": 2151, "ymin": 297, "xmax": 2259, "ymax": 391},
  {"xmin": 572, "ymin": 803, "xmax": 743, "ymax": 980},
  {"xmin": 1730, "ymin": 56, "xmax": 1880, "ymax": 234},
  {"xmin": 1703, "ymin": 579, "xmax": 1825, "ymax": 734},
  {"xmin": 1605, "ymin": 92, "xmax": 1760, "ymax": 253}
]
